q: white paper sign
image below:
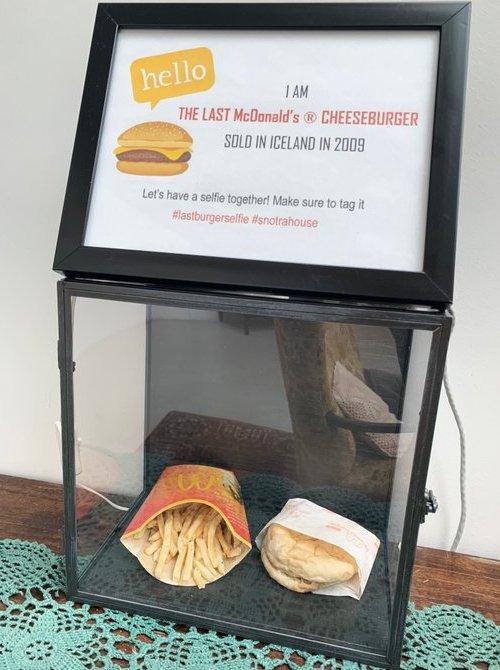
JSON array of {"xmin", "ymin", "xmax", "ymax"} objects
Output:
[
  {"xmin": 255, "ymin": 498, "xmax": 380, "ymax": 599},
  {"xmin": 84, "ymin": 29, "xmax": 439, "ymax": 272}
]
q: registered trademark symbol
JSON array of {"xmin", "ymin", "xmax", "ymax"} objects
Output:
[{"xmin": 304, "ymin": 111, "xmax": 317, "ymax": 123}]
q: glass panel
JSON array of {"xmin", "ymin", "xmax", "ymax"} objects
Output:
[
  {"xmin": 72, "ymin": 297, "xmax": 146, "ymax": 572},
  {"xmin": 70, "ymin": 294, "xmax": 433, "ymax": 657}
]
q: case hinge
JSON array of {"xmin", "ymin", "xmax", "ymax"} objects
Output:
[{"xmin": 420, "ymin": 489, "xmax": 438, "ymax": 523}]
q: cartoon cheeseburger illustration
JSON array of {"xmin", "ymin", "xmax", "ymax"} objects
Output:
[{"xmin": 114, "ymin": 121, "xmax": 192, "ymax": 176}]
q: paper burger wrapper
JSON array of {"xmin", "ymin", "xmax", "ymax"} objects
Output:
[
  {"xmin": 255, "ymin": 498, "xmax": 380, "ymax": 599},
  {"xmin": 121, "ymin": 464, "xmax": 251, "ymax": 586}
]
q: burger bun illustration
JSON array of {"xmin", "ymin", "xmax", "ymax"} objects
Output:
[{"xmin": 114, "ymin": 121, "xmax": 192, "ymax": 176}]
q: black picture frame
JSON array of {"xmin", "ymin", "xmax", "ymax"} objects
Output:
[{"xmin": 53, "ymin": 2, "xmax": 470, "ymax": 305}]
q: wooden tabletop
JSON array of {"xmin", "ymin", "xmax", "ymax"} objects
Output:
[{"xmin": 0, "ymin": 474, "xmax": 498, "ymax": 623}]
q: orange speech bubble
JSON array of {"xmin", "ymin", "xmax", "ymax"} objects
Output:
[{"xmin": 130, "ymin": 47, "xmax": 215, "ymax": 109}]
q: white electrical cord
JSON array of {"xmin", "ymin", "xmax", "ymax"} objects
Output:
[
  {"xmin": 55, "ymin": 422, "xmax": 130, "ymax": 512},
  {"xmin": 77, "ymin": 483, "xmax": 130, "ymax": 512},
  {"xmin": 443, "ymin": 307, "xmax": 467, "ymax": 552}
]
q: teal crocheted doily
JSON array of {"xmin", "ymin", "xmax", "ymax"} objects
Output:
[{"xmin": 0, "ymin": 540, "xmax": 498, "ymax": 670}]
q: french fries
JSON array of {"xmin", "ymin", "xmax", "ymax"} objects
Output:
[{"xmin": 141, "ymin": 503, "xmax": 243, "ymax": 589}]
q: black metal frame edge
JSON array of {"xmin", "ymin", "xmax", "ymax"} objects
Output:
[
  {"xmin": 387, "ymin": 314, "xmax": 452, "ymax": 665},
  {"xmin": 53, "ymin": 2, "xmax": 470, "ymax": 306},
  {"xmin": 57, "ymin": 282, "xmax": 78, "ymax": 594},
  {"xmin": 59, "ymin": 278, "xmax": 446, "ymax": 328}
]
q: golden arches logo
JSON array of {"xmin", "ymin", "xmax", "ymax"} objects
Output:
[{"xmin": 177, "ymin": 473, "xmax": 218, "ymax": 491}]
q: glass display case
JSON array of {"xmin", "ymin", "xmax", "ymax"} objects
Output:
[{"xmin": 58, "ymin": 279, "xmax": 451, "ymax": 669}]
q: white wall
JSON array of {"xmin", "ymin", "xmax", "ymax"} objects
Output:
[{"xmin": 0, "ymin": 0, "xmax": 498, "ymax": 559}]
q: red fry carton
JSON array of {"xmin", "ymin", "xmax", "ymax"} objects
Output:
[{"xmin": 121, "ymin": 464, "xmax": 251, "ymax": 587}]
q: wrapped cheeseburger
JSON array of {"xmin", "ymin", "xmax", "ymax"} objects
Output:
[{"xmin": 256, "ymin": 498, "xmax": 380, "ymax": 599}]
